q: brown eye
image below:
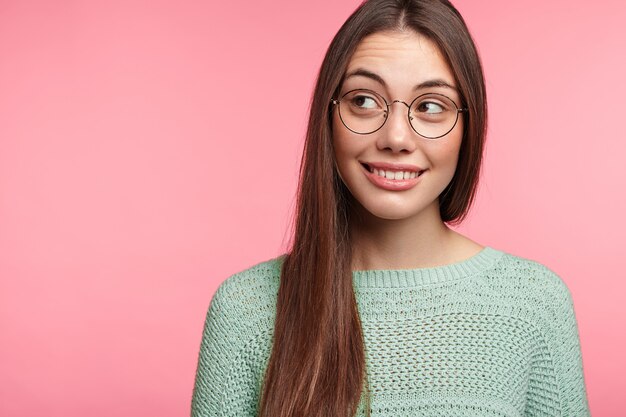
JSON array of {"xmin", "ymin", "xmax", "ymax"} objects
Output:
[
  {"xmin": 417, "ymin": 101, "xmax": 444, "ymax": 114},
  {"xmin": 352, "ymin": 95, "xmax": 377, "ymax": 109}
]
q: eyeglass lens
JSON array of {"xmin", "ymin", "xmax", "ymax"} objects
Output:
[{"xmin": 337, "ymin": 89, "xmax": 461, "ymax": 139}]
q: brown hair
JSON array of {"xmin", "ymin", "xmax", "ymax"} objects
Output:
[{"xmin": 258, "ymin": 1, "xmax": 487, "ymax": 416}]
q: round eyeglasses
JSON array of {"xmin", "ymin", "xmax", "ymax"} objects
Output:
[{"xmin": 331, "ymin": 89, "xmax": 468, "ymax": 139}]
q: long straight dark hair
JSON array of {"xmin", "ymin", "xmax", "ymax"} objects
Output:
[{"xmin": 258, "ymin": 1, "xmax": 487, "ymax": 416}]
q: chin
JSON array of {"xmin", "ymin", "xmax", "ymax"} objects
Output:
[
  {"xmin": 371, "ymin": 211, "xmax": 413, "ymax": 221},
  {"xmin": 359, "ymin": 200, "xmax": 433, "ymax": 221}
]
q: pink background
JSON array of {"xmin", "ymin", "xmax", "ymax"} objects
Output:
[{"xmin": 1, "ymin": 0, "xmax": 623, "ymax": 415}]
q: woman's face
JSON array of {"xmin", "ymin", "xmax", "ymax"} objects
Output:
[{"xmin": 332, "ymin": 30, "xmax": 464, "ymax": 222}]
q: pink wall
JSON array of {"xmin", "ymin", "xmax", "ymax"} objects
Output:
[{"xmin": 1, "ymin": 0, "xmax": 623, "ymax": 415}]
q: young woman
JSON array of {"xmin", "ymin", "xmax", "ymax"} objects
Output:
[{"xmin": 191, "ymin": 1, "xmax": 591, "ymax": 416}]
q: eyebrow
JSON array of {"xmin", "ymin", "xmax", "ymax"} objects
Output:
[{"xmin": 344, "ymin": 68, "xmax": 459, "ymax": 92}]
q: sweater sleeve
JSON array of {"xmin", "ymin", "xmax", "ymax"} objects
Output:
[
  {"xmin": 190, "ymin": 279, "xmax": 257, "ymax": 417},
  {"xmin": 527, "ymin": 269, "xmax": 591, "ymax": 416}
]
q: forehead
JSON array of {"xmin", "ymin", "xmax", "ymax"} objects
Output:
[{"xmin": 344, "ymin": 30, "xmax": 456, "ymax": 91}]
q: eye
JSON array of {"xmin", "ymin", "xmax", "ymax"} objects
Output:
[
  {"xmin": 341, "ymin": 89, "xmax": 385, "ymax": 113},
  {"xmin": 351, "ymin": 94, "xmax": 378, "ymax": 109},
  {"xmin": 416, "ymin": 101, "xmax": 444, "ymax": 114}
]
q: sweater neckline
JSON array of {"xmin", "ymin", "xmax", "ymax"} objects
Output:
[{"xmin": 352, "ymin": 246, "xmax": 504, "ymax": 288}]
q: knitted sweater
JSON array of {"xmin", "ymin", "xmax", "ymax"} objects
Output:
[{"xmin": 191, "ymin": 246, "xmax": 591, "ymax": 416}]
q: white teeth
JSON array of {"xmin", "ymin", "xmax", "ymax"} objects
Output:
[{"xmin": 372, "ymin": 167, "xmax": 420, "ymax": 180}]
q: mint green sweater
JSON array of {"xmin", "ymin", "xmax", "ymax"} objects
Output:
[{"xmin": 191, "ymin": 246, "xmax": 590, "ymax": 416}]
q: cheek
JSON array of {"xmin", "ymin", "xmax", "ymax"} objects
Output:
[
  {"xmin": 442, "ymin": 122, "xmax": 464, "ymax": 162},
  {"xmin": 428, "ymin": 130, "xmax": 463, "ymax": 170}
]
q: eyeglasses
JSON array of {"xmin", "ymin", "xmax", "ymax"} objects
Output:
[{"xmin": 331, "ymin": 89, "xmax": 468, "ymax": 139}]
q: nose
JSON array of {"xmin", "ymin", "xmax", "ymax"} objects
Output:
[{"xmin": 377, "ymin": 100, "xmax": 416, "ymax": 153}]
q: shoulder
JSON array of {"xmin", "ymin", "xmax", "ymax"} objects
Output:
[
  {"xmin": 488, "ymin": 247, "xmax": 573, "ymax": 300},
  {"xmin": 484, "ymin": 247, "xmax": 579, "ymax": 333},
  {"xmin": 194, "ymin": 255, "xmax": 285, "ymax": 376},
  {"xmin": 203, "ymin": 255, "xmax": 285, "ymax": 339},
  {"xmin": 491, "ymin": 250, "xmax": 589, "ymax": 411},
  {"xmin": 192, "ymin": 255, "xmax": 285, "ymax": 416},
  {"xmin": 211, "ymin": 255, "xmax": 284, "ymax": 310},
  {"xmin": 213, "ymin": 255, "xmax": 284, "ymax": 302}
]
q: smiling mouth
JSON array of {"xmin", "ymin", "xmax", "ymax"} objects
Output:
[{"xmin": 360, "ymin": 162, "xmax": 425, "ymax": 179}]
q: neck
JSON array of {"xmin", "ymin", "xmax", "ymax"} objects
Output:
[{"xmin": 349, "ymin": 200, "xmax": 459, "ymax": 271}]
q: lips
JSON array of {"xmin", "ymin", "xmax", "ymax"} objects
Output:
[
  {"xmin": 360, "ymin": 161, "xmax": 425, "ymax": 175},
  {"xmin": 360, "ymin": 162, "xmax": 425, "ymax": 191}
]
